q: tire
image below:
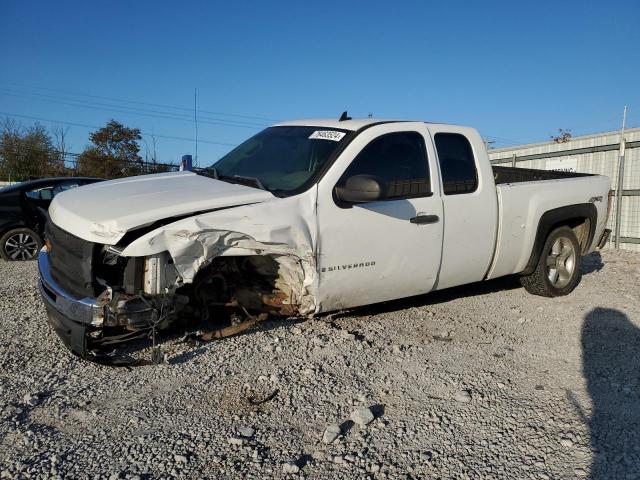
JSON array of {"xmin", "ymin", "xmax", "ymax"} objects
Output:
[
  {"xmin": 520, "ymin": 226, "xmax": 582, "ymax": 297},
  {"xmin": 0, "ymin": 228, "xmax": 43, "ymax": 261}
]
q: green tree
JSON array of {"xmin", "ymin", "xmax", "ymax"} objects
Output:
[
  {"xmin": 77, "ymin": 120, "xmax": 143, "ymax": 178},
  {"xmin": 0, "ymin": 119, "xmax": 64, "ymax": 181}
]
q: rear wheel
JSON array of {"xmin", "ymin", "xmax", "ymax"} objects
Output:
[
  {"xmin": 0, "ymin": 228, "xmax": 43, "ymax": 261},
  {"xmin": 520, "ymin": 226, "xmax": 582, "ymax": 297}
]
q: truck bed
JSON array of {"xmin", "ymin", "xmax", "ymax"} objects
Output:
[
  {"xmin": 492, "ymin": 165, "xmax": 592, "ymax": 184},
  {"xmin": 486, "ymin": 173, "xmax": 611, "ymax": 281}
]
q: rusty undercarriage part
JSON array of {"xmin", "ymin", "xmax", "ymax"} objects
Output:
[
  {"xmin": 100, "ymin": 291, "xmax": 188, "ymax": 330},
  {"xmin": 191, "ymin": 255, "xmax": 301, "ymax": 344},
  {"xmin": 199, "ymin": 312, "xmax": 268, "ymax": 341},
  {"xmin": 193, "ymin": 255, "xmax": 304, "ymax": 324}
]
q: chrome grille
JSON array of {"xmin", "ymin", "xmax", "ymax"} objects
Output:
[{"xmin": 45, "ymin": 221, "xmax": 95, "ymax": 299}]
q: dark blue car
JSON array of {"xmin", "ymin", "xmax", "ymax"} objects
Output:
[{"xmin": 0, "ymin": 177, "xmax": 101, "ymax": 260}]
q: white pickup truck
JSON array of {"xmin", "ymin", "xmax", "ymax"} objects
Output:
[{"xmin": 38, "ymin": 117, "xmax": 612, "ymax": 359}]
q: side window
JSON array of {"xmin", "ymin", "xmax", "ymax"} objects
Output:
[
  {"xmin": 25, "ymin": 190, "xmax": 40, "ymax": 200},
  {"xmin": 340, "ymin": 131, "xmax": 430, "ymax": 200},
  {"xmin": 434, "ymin": 133, "xmax": 478, "ymax": 195},
  {"xmin": 39, "ymin": 188, "xmax": 53, "ymax": 200},
  {"xmin": 25, "ymin": 187, "xmax": 53, "ymax": 200}
]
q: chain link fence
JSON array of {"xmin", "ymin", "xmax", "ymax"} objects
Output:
[{"xmin": 0, "ymin": 150, "xmax": 179, "ymax": 187}]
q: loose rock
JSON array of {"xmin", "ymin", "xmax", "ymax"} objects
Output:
[
  {"xmin": 351, "ymin": 407, "xmax": 375, "ymax": 426},
  {"xmin": 454, "ymin": 389, "xmax": 472, "ymax": 403},
  {"xmin": 559, "ymin": 438, "xmax": 573, "ymax": 448},
  {"xmin": 228, "ymin": 437, "xmax": 245, "ymax": 446},
  {"xmin": 282, "ymin": 462, "xmax": 300, "ymax": 474},
  {"xmin": 322, "ymin": 424, "xmax": 341, "ymax": 444},
  {"xmin": 238, "ymin": 426, "xmax": 255, "ymax": 438}
]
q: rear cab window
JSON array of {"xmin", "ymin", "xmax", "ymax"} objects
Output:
[{"xmin": 434, "ymin": 133, "xmax": 478, "ymax": 195}]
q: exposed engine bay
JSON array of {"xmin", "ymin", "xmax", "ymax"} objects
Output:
[{"xmin": 85, "ymin": 245, "xmax": 311, "ymax": 361}]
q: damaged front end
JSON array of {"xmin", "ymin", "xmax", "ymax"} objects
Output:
[
  {"xmin": 97, "ymin": 249, "xmax": 186, "ymax": 334},
  {"xmin": 39, "ymin": 222, "xmax": 315, "ymax": 361},
  {"xmin": 39, "ymin": 245, "xmax": 189, "ymax": 358}
]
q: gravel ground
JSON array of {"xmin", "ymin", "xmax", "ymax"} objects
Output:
[{"xmin": 0, "ymin": 249, "xmax": 639, "ymax": 479}]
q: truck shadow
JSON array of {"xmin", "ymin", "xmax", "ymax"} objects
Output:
[
  {"xmin": 582, "ymin": 250, "xmax": 604, "ymax": 274},
  {"xmin": 581, "ymin": 307, "xmax": 640, "ymax": 479},
  {"xmin": 332, "ymin": 251, "xmax": 604, "ymax": 319},
  {"xmin": 332, "ymin": 274, "xmax": 523, "ymax": 319}
]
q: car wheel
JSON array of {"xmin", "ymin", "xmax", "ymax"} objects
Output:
[
  {"xmin": 520, "ymin": 226, "xmax": 582, "ymax": 297},
  {"xmin": 0, "ymin": 228, "xmax": 43, "ymax": 261}
]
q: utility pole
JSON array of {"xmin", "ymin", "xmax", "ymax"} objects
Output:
[
  {"xmin": 194, "ymin": 88, "xmax": 199, "ymax": 168},
  {"xmin": 614, "ymin": 105, "xmax": 628, "ymax": 249}
]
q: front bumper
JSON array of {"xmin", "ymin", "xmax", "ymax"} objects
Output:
[{"xmin": 38, "ymin": 249, "xmax": 102, "ymax": 357}]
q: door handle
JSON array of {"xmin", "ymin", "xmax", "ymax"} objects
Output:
[{"xmin": 410, "ymin": 214, "xmax": 439, "ymax": 225}]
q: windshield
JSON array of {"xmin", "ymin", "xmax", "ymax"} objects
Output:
[{"xmin": 210, "ymin": 126, "xmax": 350, "ymax": 194}]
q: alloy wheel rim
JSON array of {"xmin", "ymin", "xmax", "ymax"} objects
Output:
[
  {"xmin": 4, "ymin": 233, "xmax": 38, "ymax": 260},
  {"xmin": 545, "ymin": 236, "xmax": 576, "ymax": 288}
]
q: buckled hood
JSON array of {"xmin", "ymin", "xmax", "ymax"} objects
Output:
[{"xmin": 48, "ymin": 171, "xmax": 275, "ymax": 244}]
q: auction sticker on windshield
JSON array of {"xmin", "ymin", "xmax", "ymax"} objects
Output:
[{"xmin": 309, "ymin": 130, "xmax": 346, "ymax": 141}]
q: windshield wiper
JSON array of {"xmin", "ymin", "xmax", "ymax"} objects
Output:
[
  {"xmin": 226, "ymin": 175, "xmax": 266, "ymax": 190},
  {"xmin": 195, "ymin": 166, "xmax": 219, "ymax": 179},
  {"xmin": 196, "ymin": 168, "xmax": 265, "ymax": 191}
]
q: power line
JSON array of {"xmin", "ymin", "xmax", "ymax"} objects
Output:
[
  {"xmin": 0, "ymin": 88, "xmax": 267, "ymax": 127},
  {"xmin": 0, "ymin": 90, "xmax": 268, "ymax": 129},
  {"xmin": 0, "ymin": 111, "xmax": 238, "ymax": 147},
  {"xmin": 0, "ymin": 80, "xmax": 281, "ymax": 123}
]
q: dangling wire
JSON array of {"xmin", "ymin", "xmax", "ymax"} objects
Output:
[{"xmin": 139, "ymin": 291, "xmax": 169, "ymax": 364}]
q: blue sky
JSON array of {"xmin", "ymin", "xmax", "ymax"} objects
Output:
[{"xmin": 1, "ymin": 0, "xmax": 638, "ymax": 165}]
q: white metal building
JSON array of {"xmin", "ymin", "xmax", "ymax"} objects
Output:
[{"xmin": 489, "ymin": 127, "xmax": 640, "ymax": 252}]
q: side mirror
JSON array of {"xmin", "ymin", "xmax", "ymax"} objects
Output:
[{"xmin": 335, "ymin": 174, "xmax": 385, "ymax": 204}]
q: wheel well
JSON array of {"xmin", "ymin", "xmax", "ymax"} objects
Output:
[
  {"xmin": 562, "ymin": 217, "xmax": 591, "ymax": 253},
  {"xmin": 523, "ymin": 204, "xmax": 597, "ymax": 275},
  {"xmin": 189, "ymin": 255, "xmax": 304, "ymax": 318},
  {"xmin": 0, "ymin": 225, "xmax": 19, "ymax": 241},
  {"xmin": 0, "ymin": 222, "xmax": 30, "ymax": 239}
]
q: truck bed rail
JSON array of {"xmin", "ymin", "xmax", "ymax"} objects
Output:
[{"xmin": 492, "ymin": 166, "xmax": 592, "ymax": 185}]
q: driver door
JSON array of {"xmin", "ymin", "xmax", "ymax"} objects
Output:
[{"xmin": 315, "ymin": 123, "xmax": 444, "ymax": 312}]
